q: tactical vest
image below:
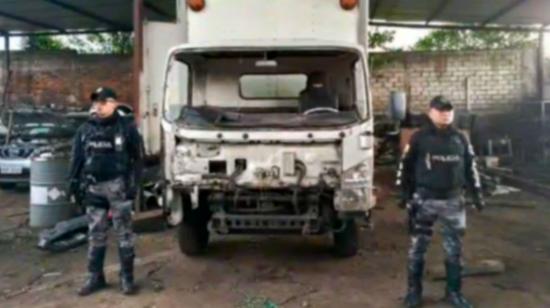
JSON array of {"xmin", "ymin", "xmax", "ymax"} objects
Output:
[
  {"xmin": 81, "ymin": 117, "xmax": 130, "ymax": 183},
  {"xmin": 413, "ymin": 128, "xmax": 467, "ymax": 196}
]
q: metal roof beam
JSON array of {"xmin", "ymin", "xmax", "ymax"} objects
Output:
[
  {"xmin": 425, "ymin": 0, "xmax": 453, "ymax": 25},
  {"xmin": 369, "ymin": 21, "xmax": 550, "ymax": 33},
  {"xmin": 42, "ymin": 0, "xmax": 132, "ymax": 31},
  {"xmin": 9, "ymin": 28, "xmax": 131, "ymax": 37},
  {"xmin": 370, "ymin": 0, "xmax": 382, "ymax": 18},
  {"xmin": 0, "ymin": 9, "xmax": 65, "ymax": 32},
  {"xmin": 482, "ymin": 0, "xmax": 529, "ymax": 26},
  {"xmin": 144, "ymin": 1, "xmax": 173, "ymax": 19}
]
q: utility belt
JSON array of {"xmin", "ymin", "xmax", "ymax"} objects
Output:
[{"xmin": 415, "ymin": 187, "xmax": 462, "ymax": 200}]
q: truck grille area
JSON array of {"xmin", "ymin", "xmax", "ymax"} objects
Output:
[{"xmin": 206, "ymin": 188, "xmax": 333, "ymax": 235}]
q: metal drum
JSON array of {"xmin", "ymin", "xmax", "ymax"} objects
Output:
[{"xmin": 30, "ymin": 154, "xmax": 74, "ymax": 228}]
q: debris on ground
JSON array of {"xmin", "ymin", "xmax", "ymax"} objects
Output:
[
  {"xmin": 37, "ymin": 215, "xmax": 88, "ymax": 252},
  {"xmin": 2, "ymin": 271, "xmax": 45, "ymax": 300},
  {"xmin": 238, "ymin": 295, "xmax": 279, "ymax": 308},
  {"xmin": 151, "ymin": 279, "xmax": 165, "ymax": 292},
  {"xmin": 486, "ymin": 198, "xmax": 538, "ymax": 209},
  {"xmin": 491, "ymin": 185, "xmax": 521, "ymax": 196},
  {"xmin": 428, "ymin": 259, "xmax": 506, "ymax": 280},
  {"xmin": 279, "ymin": 287, "xmax": 319, "ymax": 306}
]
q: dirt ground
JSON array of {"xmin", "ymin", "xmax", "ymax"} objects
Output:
[{"xmin": 1, "ymin": 174, "xmax": 550, "ymax": 308}]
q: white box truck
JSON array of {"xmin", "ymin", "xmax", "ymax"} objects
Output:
[{"xmin": 139, "ymin": 0, "xmax": 376, "ymax": 257}]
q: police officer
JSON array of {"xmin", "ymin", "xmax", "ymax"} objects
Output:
[
  {"xmin": 69, "ymin": 87, "xmax": 143, "ymax": 296},
  {"xmin": 397, "ymin": 96, "xmax": 484, "ymax": 308}
]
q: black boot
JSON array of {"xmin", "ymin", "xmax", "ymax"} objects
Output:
[
  {"xmin": 403, "ymin": 260, "xmax": 424, "ymax": 308},
  {"xmin": 445, "ymin": 261, "xmax": 473, "ymax": 308},
  {"xmin": 78, "ymin": 246, "xmax": 107, "ymax": 296},
  {"xmin": 119, "ymin": 246, "xmax": 137, "ymax": 295}
]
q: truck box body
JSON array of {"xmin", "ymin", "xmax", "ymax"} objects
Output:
[{"xmin": 140, "ymin": 0, "xmax": 368, "ymax": 155}]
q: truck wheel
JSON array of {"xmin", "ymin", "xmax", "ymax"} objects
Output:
[
  {"xmin": 177, "ymin": 219, "xmax": 209, "ymax": 256},
  {"xmin": 333, "ymin": 219, "xmax": 359, "ymax": 258}
]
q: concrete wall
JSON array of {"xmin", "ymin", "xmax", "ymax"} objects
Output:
[
  {"xmin": 370, "ymin": 48, "xmax": 539, "ymax": 113},
  {"xmin": 0, "ymin": 48, "xmax": 539, "ymax": 113},
  {"xmin": 0, "ymin": 51, "xmax": 132, "ymax": 109}
]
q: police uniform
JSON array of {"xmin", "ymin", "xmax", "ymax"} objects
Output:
[
  {"xmin": 69, "ymin": 87, "xmax": 143, "ymax": 296},
  {"xmin": 397, "ymin": 96, "xmax": 484, "ymax": 308}
]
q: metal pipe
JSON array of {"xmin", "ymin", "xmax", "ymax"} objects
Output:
[
  {"xmin": 540, "ymin": 29, "xmax": 549, "ymax": 101},
  {"xmin": 9, "ymin": 29, "xmax": 131, "ymax": 37},
  {"xmin": 133, "ymin": 0, "xmax": 144, "ymax": 124},
  {"xmin": 539, "ymin": 30, "xmax": 545, "ymax": 101},
  {"xmin": 1, "ymin": 32, "xmax": 11, "ymax": 116},
  {"xmin": 369, "ymin": 21, "xmax": 550, "ymax": 33}
]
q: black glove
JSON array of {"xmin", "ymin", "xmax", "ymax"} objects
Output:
[{"xmin": 473, "ymin": 191, "xmax": 485, "ymax": 212}]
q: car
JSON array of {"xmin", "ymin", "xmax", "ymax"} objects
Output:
[{"xmin": 0, "ymin": 110, "xmax": 81, "ymax": 188}]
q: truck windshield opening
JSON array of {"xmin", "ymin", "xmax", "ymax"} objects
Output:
[{"xmin": 164, "ymin": 48, "xmax": 368, "ymax": 129}]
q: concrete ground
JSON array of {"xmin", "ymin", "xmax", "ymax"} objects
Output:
[{"xmin": 1, "ymin": 176, "xmax": 550, "ymax": 308}]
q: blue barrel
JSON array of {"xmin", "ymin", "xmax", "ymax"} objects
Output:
[{"xmin": 30, "ymin": 155, "xmax": 75, "ymax": 228}]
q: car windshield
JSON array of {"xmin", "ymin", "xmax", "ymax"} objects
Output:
[
  {"xmin": 164, "ymin": 48, "xmax": 368, "ymax": 129},
  {"xmin": 1, "ymin": 111, "xmax": 77, "ymax": 139}
]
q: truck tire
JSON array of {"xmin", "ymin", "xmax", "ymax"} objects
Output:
[
  {"xmin": 177, "ymin": 219, "xmax": 209, "ymax": 256},
  {"xmin": 333, "ymin": 219, "xmax": 359, "ymax": 258}
]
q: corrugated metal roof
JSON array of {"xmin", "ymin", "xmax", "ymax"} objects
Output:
[
  {"xmin": 371, "ymin": 0, "xmax": 550, "ymax": 27},
  {"xmin": 0, "ymin": 0, "xmax": 175, "ymax": 35},
  {"xmin": 0, "ymin": 0, "xmax": 547, "ymax": 35}
]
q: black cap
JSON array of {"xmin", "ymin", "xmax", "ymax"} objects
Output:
[
  {"xmin": 429, "ymin": 95, "xmax": 453, "ymax": 111},
  {"xmin": 90, "ymin": 87, "xmax": 117, "ymax": 102}
]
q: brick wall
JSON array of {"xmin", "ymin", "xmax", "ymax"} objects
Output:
[
  {"xmin": 0, "ymin": 51, "xmax": 132, "ymax": 109},
  {"xmin": 0, "ymin": 48, "xmax": 538, "ymax": 114},
  {"xmin": 370, "ymin": 48, "xmax": 538, "ymax": 113}
]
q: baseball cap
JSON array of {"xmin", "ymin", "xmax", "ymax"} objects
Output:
[
  {"xmin": 429, "ymin": 95, "xmax": 453, "ymax": 111},
  {"xmin": 90, "ymin": 87, "xmax": 117, "ymax": 102}
]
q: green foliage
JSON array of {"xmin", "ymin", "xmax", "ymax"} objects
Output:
[
  {"xmin": 66, "ymin": 32, "xmax": 133, "ymax": 55},
  {"xmin": 25, "ymin": 36, "xmax": 69, "ymax": 51},
  {"xmin": 413, "ymin": 29, "xmax": 536, "ymax": 51},
  {"xmin": 368, "ymin": 52, "xmax": 401, "ymax": 71},
  {"xmin": 368, "ymin": 30, "xmax": 396, "ymax": 50},
  {"xmin": 24, "ymin": 32, "xmax": 133, "ymax": 55}
]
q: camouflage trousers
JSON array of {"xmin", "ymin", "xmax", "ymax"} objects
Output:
[
  {"xmin": 408, "ymin": 195, "xmax": 466, "ymax": 265},
  {"xmin": 86, "ymin": 177, "xmax": 136, "ymax": 251}
]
